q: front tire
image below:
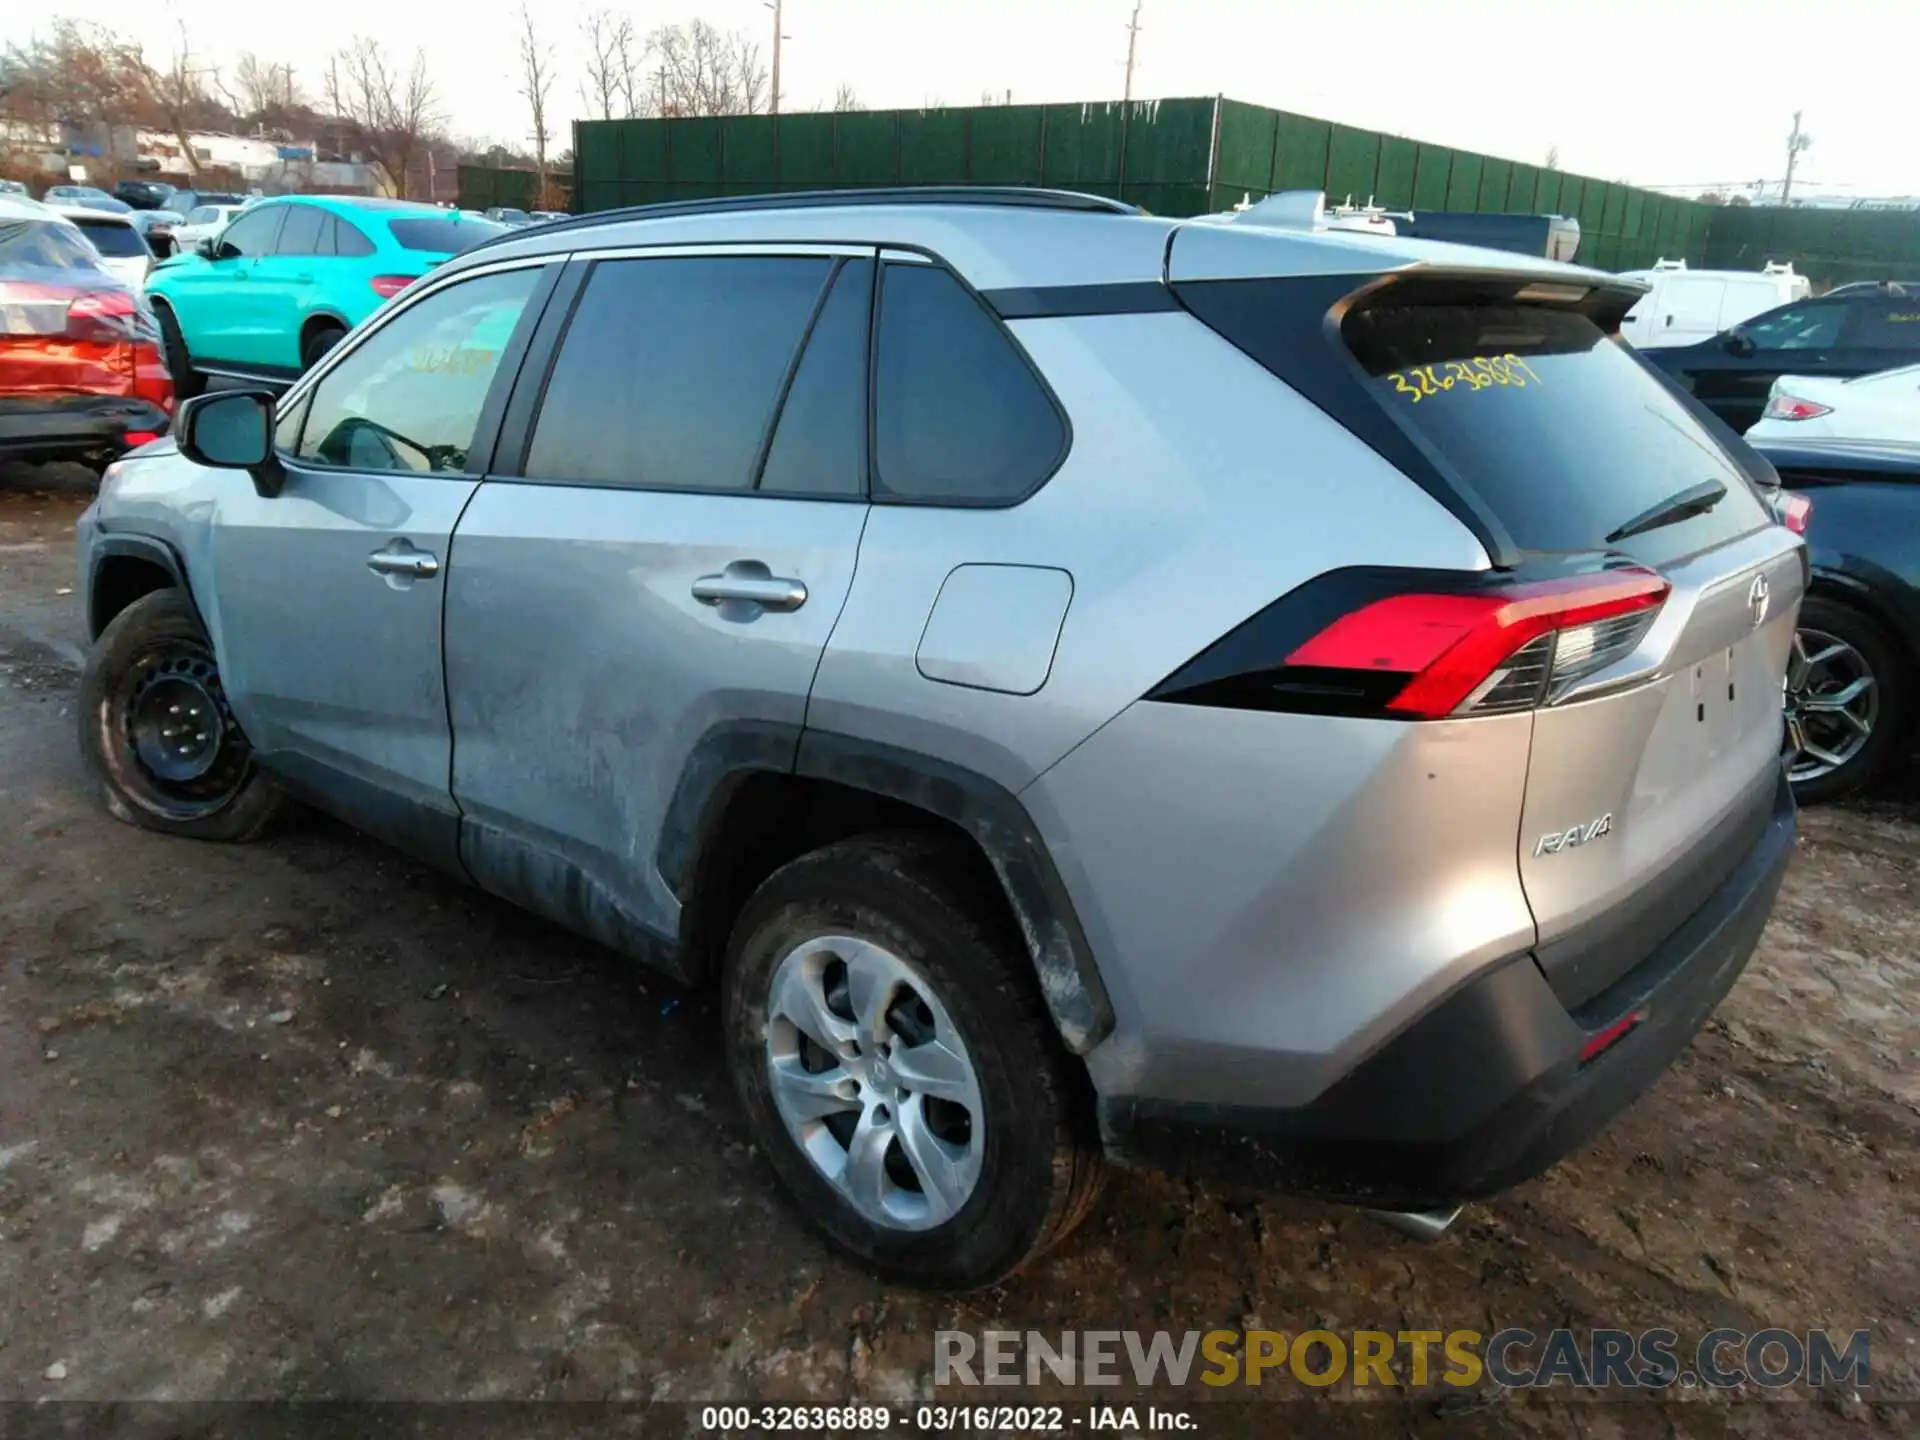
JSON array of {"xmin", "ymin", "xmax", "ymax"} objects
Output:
[
  {"xmin": 1785, "ymin": 596, "xmax": 1911, "ymax": 804},
  {"xmin": 78, "ymin": 589, "xmax": 286, "ymax": 841},
  {"xmin": 722, "ymin": 833, "xmax": 1105, "ymax": 1288}
]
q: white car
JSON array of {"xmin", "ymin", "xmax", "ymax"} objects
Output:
[
  {"xmin": 46, "ymin": 204, "xmax": 155, "ymax": 292},
  {"xmin": 169, "ymin": 204, "xmax": 251, "ymax": 255},
  {"xmin": 1747, "ymin": 363, "xmax": 1920, "ymax": 445}
]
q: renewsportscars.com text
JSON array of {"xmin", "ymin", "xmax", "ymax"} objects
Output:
[{"xmin": 934, "ymin": 1327, "xmax": 1871, "ymax": 1391}]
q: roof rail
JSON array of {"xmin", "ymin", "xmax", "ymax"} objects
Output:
[{"xmin": 461, "ymin": 186, "xmax": 1141, "ymax": 256}]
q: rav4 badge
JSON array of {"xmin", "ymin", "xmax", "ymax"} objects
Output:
[{"xmin": 1534, "ymin": 814, "xmax": 1614, "ymax": 857}]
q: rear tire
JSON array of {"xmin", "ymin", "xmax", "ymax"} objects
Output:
[
  {"xmin": 722, "ymin": 833, "xmax": 1105, "ymax": 1289},
  {"xmin": 78, "ymin": 589, "xmax": 286, "ymax": 842},
  {"xmin": 300, "ymin": 324, "xmax": 346, "ymax": 372},
  {"xmin": 152, "ymin": 302, "xmax": 203, "ymax": 401},
  {"xmin": 1786, "ymin": 595, "xmax": 1910, "ymax": 804}
]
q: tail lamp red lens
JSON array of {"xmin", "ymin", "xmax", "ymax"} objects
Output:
[
  {"xmin": 1761, "ymin": 392, "xmax": 1832, "ymax": 422},
  {"xmin": 1579, "ymin": 1008, "xmax": 1648, "ymax": 1065},
  {"xmin": 1285, "ymin": 569, "xmax": 1671, "ymax": 719},
  {"xmin": 65, "ymin": 288, "xmax": 140, "ymax": 343},
  {"xmin": 370, "ymin": 274, "xmax": 416, "ymax": 299},
  {"xmin": 1775, "ymin": 493, "xmax": 1812, "ymax": 536}
]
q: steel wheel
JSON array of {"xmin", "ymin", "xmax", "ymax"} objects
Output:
[
  {"xmin": 1784, "ymin": 626, "xmax": 1879, "ymax": 785},
  {"xmin": 763, "ymin": 934, "xmax": 985, "ymax": 1232},
  {"xmin": 116, "ymin": 639, "xmax": 251, "ymax": 819}
]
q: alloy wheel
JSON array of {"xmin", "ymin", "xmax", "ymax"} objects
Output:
[
  {"xmin": 1783, "ymin": 626, "xmax": 1879, "ymax": 784},
  {"xmin": 763, "ymin": 934, "xmax": 985, "ymax": 1231}
]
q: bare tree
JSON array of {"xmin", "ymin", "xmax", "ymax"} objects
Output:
[
  {"xmin": 1543, "ymin": 144, "xmax": 1561, "ymax": 171},
  {"xmin": 517, "ymin": 5, "xmax": 556, "ymax": 203},
  {"xmin": 646, "ymin": 20, "xmax": 769, "ymax": 118},
  {"xmin": 136, "ymin": 25, "xmax": 227, "ymax": 175},
  {"xmin": 579, "ymin": 10, "xmax": 636, "ymax": 120},
  {"xmin": 832, "ymin": 82, "xmax": 864, "ymax": 113},
  {"xmin": 325, "ymin": 37, "xmax": 440, "ymax": 199},
  {"xmin": 233, "ymin": 53, "xmax": 300, "ymax": 117}
]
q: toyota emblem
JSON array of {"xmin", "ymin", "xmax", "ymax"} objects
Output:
[{"xmin": 1747, "ymin": 573, "xmax": 1771, "ymax": 630}]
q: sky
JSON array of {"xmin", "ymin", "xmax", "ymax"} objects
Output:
[{"xmin": 11, "ymin": 0, "xmax": 1916, "ymax": 195}]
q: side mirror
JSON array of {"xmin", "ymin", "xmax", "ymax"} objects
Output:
[
  {"xmin": 175, "ymin": 390, "xmax": 286, "ymax": 497},
  {"xmin": 1724, "ymin": 330, "xmax": 1757, "ymax": 358},
  {"xmin": 194, "ymin": 236, "xmax": 218, "ymax": 259}
]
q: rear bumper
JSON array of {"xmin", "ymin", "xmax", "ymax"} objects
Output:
[
  {"xmin": 1099, "ymin": 770, "xmax": 1795, "ymax": 1209},
  {"xmin": 0, "ymin": 395, "xmax": 170, "ymax": 461}
]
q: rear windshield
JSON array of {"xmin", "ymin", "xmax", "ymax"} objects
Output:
[
  {"xmin": 1343, "ymin": 300, "xmax": 1770, "ymax": 563},
  {"xmin": 0, "ymin": 219, "xmax": 106, "ymax": 273},
  {"xmin": 70, "ymin": 218, "xmax": 149, "ymax": 258},
  {"xmin": 385, "ymin": 217, "xmax": 505, "ymax": 253}
]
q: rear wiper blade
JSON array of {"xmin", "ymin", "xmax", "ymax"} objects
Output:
[{"xmin": 1605, "ymin": 478, "xmax": 1728, "ymax": 544}]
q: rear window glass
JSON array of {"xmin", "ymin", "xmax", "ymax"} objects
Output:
[
  {"xmin": 0, "ymin": 219, "xmax": 104, "ymax": 272},
  {"xmin": 70, "ymin": 218, "xmax": 148, "ymax": 258},
  {"xmin": 386, "ymin": 217, "xmax": 505, "ymax": 253},
  {"xmin": 1344, "ymin": 301, "xmax": 1769, "ymax": 562}
]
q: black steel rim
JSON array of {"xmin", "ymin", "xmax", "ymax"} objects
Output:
[{"xmin": 118, "ymin": 642, "xmax": 250, "ymax": 817}]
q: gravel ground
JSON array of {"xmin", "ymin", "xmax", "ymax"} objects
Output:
[{"xmin": 2, "ymin": 465, "xmax": 1916, "ymax": 1438}]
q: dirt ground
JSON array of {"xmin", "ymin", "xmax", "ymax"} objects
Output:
[{"xmin": 1, "ymin": 466, "xmax": 1916, "ymax": 1438}]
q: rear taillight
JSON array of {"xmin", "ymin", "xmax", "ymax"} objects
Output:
[
  {"xmin": 1773, "ymin": 492, "xmax": 1812, "ymax": 536},
  {"xmin": 124, "ymin": 430, "xmax": 162, "ymax": 448},
  {"xmin": 1762, "ymin": 391, "xmax": 1832, "ymax": 422},
  {"xmin": 370, "ymin": 274, "xmax": 415, "ymax": 299},
  {"xmin": 131, "ymin": 341, "xmax": 174, "ymax": 413},
  {"xmin": 1284, "ymin": 570, "xmax": 1670, "ymax": 718},
  {"xmin": 65, "ymin": 288, "xmax": 140, "ymax": 343}
]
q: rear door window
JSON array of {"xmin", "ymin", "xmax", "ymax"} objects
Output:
[
  {"xmin": 524, "ymin": 255, "xmax": 833, "ymax": 491},
  {"xmin": 1845, "ymin": 298, "xmax": 1920, "ymax": 351},
  {"xmin": 333, "ymin": 218, "xmax": 376, "ymax": 257},
  {"xmin": 69, "ymin": 217, "xmax": 147, "ymax": 258},
  {"xmin": 1343, "ymin": 298, "xmax": 1770, "ymax": 565},
  {"xmin": 872, "ymin": 261, "xmax": 1066, "ymax": 504},
  {"xmin": 758, "ymin": 258, "xmax": 871, "ymax": 497},
  {"xmin": 275, "ymin": 205, "xmax": 327, "ymax": 257}
]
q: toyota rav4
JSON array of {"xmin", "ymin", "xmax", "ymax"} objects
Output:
[{"xmin": 75, "ymin": 188, "xmax": 1803, "ymax": 1288}]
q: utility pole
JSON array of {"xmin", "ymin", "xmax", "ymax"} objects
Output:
[
  {"xmin": 1782, "ymin": 110, "xmax": 1811, "ymax": 204},
  {"xmin": 1122, "ymin": 2, "xmax": 1143, "ymax": 103},
  {"xmin": 768, "ymin": 0, "xmax": 785, "ymax": 114}
]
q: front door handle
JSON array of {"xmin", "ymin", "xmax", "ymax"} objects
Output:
[
  {"xmin": 692, "ymin": 560, "xmax": 807, "ymax": 613},
  {"xmin": 366, "ymin": 539, "xmax": 440, "ymax": 581}
]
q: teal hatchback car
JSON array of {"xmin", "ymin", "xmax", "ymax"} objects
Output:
[{"xmin": 146, "ymin": 196, "xmax": 505, "ymax": 394}]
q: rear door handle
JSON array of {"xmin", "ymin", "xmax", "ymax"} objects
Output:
[
  {"xmin": 366, "ymin": 539, "xmax": 440, "ymax": 580},
  {"xmin": 692, "ymin": 560, "xmax": 807, "ymax": 612}
]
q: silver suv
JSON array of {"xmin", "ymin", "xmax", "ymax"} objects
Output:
[{"xmin": 75, "ymin": 189, "xmax": 1803, "ymax": 1288}]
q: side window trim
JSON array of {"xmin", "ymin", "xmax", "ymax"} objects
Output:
[
  {"xmin": 867, "ymin": 252, "xmax": 1074, "ymax": 509},
  {"xmin": 272, "ymin": 258, "xmax": 563, "ymax": 479}
]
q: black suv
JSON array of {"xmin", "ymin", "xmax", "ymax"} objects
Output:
[
  {"xmin": 113, "ymin": 179, "xmax": 177, "ymax": 211},
  {"xmin": 1644, "ymin": 281, "xmax": 1920, "ymax": 432}
]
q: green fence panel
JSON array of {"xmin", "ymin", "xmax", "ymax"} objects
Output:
[
  {"xmin": 1325, "ymin": 124, "xmax": 1380, "ymax": 204},
  {"xmin": 898, "ymin": 109, "xmax": 970, "ymax": 186},
  {"xmin": 1599, "ymin": 184, "xmax": 1627, "ymax": 243},
  {"xmin": 1556, "ymin": 175, "xmax": 1584, "ymax": 227},
  {"xmin": 1621, "ymin": 188, "xmax": 1647, "ymax": 244},
  {"xmin": 722, "ymin": 115, "xmax": 777, "ymax": 187},
  {"xmin": 773, "ymin": 114, "xmax": 836, "ymax": 189},
  {"xmin": 1272, "ymin": 111, "xmax": 1333, "ymax": 192},
  {"xmin": 665, "ymin": 118, "xmax": 723, "ymax": 186},
  {"xmin": 1213, "ymin": 99, "xmax": 1277, "ymax": 195},
  {"xmin": 1446, "ymin": 151, "xmax": 1483, "ymax": 209},
  {"xmin": 1123, "ymin": 97, "xmax": 1218, "ymax": 187},
  {"xmin": 1577, "ymin": 179, "xmax": 1608, "ymax": 237},
  {"xmin": 1121, "ymin": 181, "xmax": 1211, "ymax": 215},
  {"xmin": 617, "ymin": 119, "xmax": 667, "ymax": 187},
  {"xmin": 1533, "ymin": 170, "xmax": 1562, "ymax": 216},
  {"xmin": 1477, "ymin": 156, "xmax": 1512, "ymax": 212},
  {"xmin": 836, "ymin": 111, "xmax": 898, "ymax": 186},
  {"xmin": 1375, "ymin": 135, "xmax": 1418, "ymax": 209},
  {"xmin": 1412, "ymin": 144, "xmax": 1452, "ymax": 210},
  {"xmin": 967, "ymin": 105, "xmax": 1046, "ymax": 185},
  {"xmin": 1039, "ymin": 102, "xmax": 1125, "ymax": 192},
  {"xmin": 1506, "ymin": 162, "xmax": 1540, "ymax": 214}
]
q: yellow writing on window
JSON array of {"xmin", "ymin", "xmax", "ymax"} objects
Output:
[{"xmin": 1387, "ymin": 353, "xmax": 1543, "ymax": 404}]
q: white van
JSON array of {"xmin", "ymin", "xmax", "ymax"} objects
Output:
[{"xmin": 1618, "ymin": 259, "xmax": 1811, "ymax": 349}]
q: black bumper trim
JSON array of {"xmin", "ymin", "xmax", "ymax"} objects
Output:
[
  {"xmin": 1099, "ymin": 771, "xmax": 1796, "ymax": 1209},
  {"xmin": 0, "ymin": 396, "xmax": 170, "ymax": 459}
]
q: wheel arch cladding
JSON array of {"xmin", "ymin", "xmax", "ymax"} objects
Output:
[
  {"xmin": 657, "ymin": 724, "xmax": 1115, "ymax": 1055},
  {"xmin": 88, "ymin": 536, "xmax": 191, "ymax": 639}
]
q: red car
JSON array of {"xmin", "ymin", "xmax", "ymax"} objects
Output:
[{"xmin": 1, "ymin": 197, "xmax": 172, "ymax": 466}]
